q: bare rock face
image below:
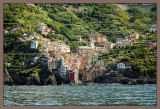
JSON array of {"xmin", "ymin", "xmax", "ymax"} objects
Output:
[
  {"xmin": 18, "ymin": 72, "xmax": 41, "ymax": 85},
  {"xmin": 128, "ymin": 79, "xmax": 138, "ymax": 85},
  {"xmin": 120, "ymin": 78, "xmax": 130, "ymax": 84},
  {"xmin": 4, "ymin": 68, "xmax": 14, "ymax": 85},
  {"xmin": 26, "ymin": 73, "xmax": 41, "ymax": 85},
  {"xmin": 44, "ymin": 74, "xmax": 57, "ymax": 85},
  {"xmin": 54, "ymin": 73, "xmax": 70, "ymax": 85},
  {"xmin": 94, "ymin": 74, "xmax": 122, "ymax": 84},
  {"xmin": 136, "ymin": 79, "xmax": 144, "ymax": 84},
  {"xmin": 110, "ymin": 71, "xmax": 118, "ymax": 77},
  {"xmin": 7, "ymin": 68, "xmax": 58, "ymax": 85}
]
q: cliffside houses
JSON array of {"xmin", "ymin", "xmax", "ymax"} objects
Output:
[
  {"xmin": 87, "ymin": 34, "xmax": 107, "ymax": 42},
  {"xmin": 38, "ymin": 40, "xmax": 70, "ymax": 54},
  {"xmin": 117, "ymin": 62, "xmax": 131, "ymax": 69},
  {"xmin": 115, "ymin": 33, "xmax": 141, "ymax": 48},
  {"xmin": 56, "ymin": 41, "xmax": 70, "ymax": 53},
  {"xmin": 77, "ymin": 40, "xmax": 94, "ymax": 54},
  {"xmin": 130, "ymin": 33, "xmax": 139, "ymax": 39},
  {"xmin": 77, "ymin": 34, "xmax": 115, "ymax": 54},
  {"xmin": 36, "ymin": 23, "xmax": 55, "ymax": 35},
  {"xmin": 6, "ymin": 23, "xmax": 147, "ymax": 84},
  {"xmin": 116, "ymin": 35, "xmax": 137, "ymax": 48},
  {"xmin": 47, "ymin": 57, "xmax": 59, "ymax": 70},
  {"xmin": 117, "ymin": 63, "xmax": 126, "ymax": 69},
  {"xmin": 94, "ymin": 47, "xmax": 104, "ymax": 54},
  {"xmin": 146, "ymin": 42, "xmax": 155, "ymax": 48},
  {"xmin": 116, "ymin": 38, "xmax": 131, "ymax": 48},
  {"xmin": 148, "ymin": 24, "xmax": 157, "ymax": 33},
  {"xmin": 84, "ymin": 62, "xmax": 105, "ymax": 82},
  {"xmin": 30, "ymin": 40, "xmax": 38, "ymax": 49},
  {"xmin": 77, "ymin": 52, "xmax": 106, "ymax": 82},
  {"xmin": 104, "ymin": 42, "xmax": 115, "ymax": 52},
  {"xmin": 67, "ymin": 70, "xmax": 79, "ymax": 84}
]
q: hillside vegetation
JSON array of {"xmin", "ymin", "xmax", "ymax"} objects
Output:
[{"xmin": 4, "ymin": 3, "xmax": 156, "ymax": 43}]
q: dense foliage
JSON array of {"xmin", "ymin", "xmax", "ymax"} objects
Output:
[{"xmin": 4, "ymin": 32, "xmax": 32, "ymax": 53}]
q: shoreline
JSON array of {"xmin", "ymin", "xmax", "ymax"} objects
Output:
[{"xmin": 4, "ymin": 83, "xmax": 157, "ymax": 86}]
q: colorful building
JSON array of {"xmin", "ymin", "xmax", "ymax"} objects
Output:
[
  {"xmin": 87, "ymin": 34, "xmax": 107, "ymax": 42},
  {"xmin": 130, "ymin": 33, "xmax": 139, "ymax": 39},
  {"xmin": 117, "ymin": 63, "xmax": 125, "ymax": 69}
]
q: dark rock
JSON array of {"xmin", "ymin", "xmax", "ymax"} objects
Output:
[
  {"xmin": 27, "ymin": 75, "xmax": 41, "ymax": 85},
  {"xmin": 54, "ymin": 74, "xmax": 70, "ymax": 85},
  {"xmin": 18, "ymin": 75, "xmax": 28, "ymax": 85},
  {"xmin": 61, "ymin": 76, "xmax": 71, "ymax": 84},
  {"xmin": 128, "ymin": 79, "xmax": 138, "ymax": 85},
  {"xmin": 44, "ymin": 74, "xmax": 57, "ymax": 85},
  {"xmin": 144, "ymin": 79, "xmax": 156, "ymax": 84},
  {"xmin": 4, "ymin": 68, "xmax": 58, "ymax": 85},
  {"xmin": 110, "ymin": 71, "xmax": 118, "ymax": 77},
  {"xmin": 120, "ymin": 78, "xmax": 130, "ymax": 84},
  {"xmin": 136, "ymin": 79, "xmax": 144, "ymax": 84},
  {"xmin": 4, "ymin": 68, "xmax": 14, "ymax": 85}
]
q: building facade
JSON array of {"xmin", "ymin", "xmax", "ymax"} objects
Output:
[
  {"xmin": 130, "ymin": 33, "xmax": 139, "ymax": 39},
  {"xmin": 117, "ymin": 63, "xmax": 125, "ymax": 69},
  {"xmin": 30, "ymin": 40, "xmax": 38, "ymax": 49}
]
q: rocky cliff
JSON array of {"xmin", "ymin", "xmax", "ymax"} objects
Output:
[{"xmin": 4, "ymin": 68, "xmax": 57, "ymax": 85}]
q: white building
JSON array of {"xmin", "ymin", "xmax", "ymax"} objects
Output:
[
  {"xmin": 148, "ymin": 24, "xmax": 157, "ymax": 32},
  {"xmin": 59, "ymin": 65, "xmax": 67, "ymax": 76},
  {"xmin": 66, "ymin": 45, "xmax": 70, "ymax": 53},
  {"xmin": 5, "ymin": 63, "xmax": 11, "ymax": 67},
  {"xmin": 117, "ymin": 63, "xmax": 125, "ymax": 69},
  {"xmin": 30, "ymin": 40, "xmax": 38, "ymax": 49}
]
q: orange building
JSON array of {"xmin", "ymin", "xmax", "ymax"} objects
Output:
[
  {"xmin": 87, "ymin": 34, "xmax": 107, "ymax": 42},
  {"xmin": 79, "ymin": 56, "xmax": 89, "ymax": 80}
]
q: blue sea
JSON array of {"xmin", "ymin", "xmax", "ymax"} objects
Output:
[{"xmin": 4, "ymin": 85, "xmax": 156, "ymax": 106}]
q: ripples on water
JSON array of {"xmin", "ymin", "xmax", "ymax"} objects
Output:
[{"xmin": 4, "ymin": 85, "xmax": 156, "ymax": 106}]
